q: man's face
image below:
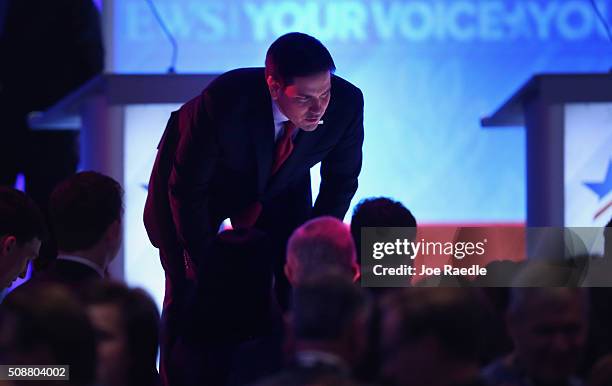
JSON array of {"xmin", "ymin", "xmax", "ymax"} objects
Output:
[
  {"xmin": 509, "ymin": 296, "xmax": 588, "ymax": 383},
  {"xmin": 0, "ymin": 236, "xmax": 41, "ymax": 288},
  {"xmin": 268, "ymin": 71, "xmax": 331, "ymax": 132}
]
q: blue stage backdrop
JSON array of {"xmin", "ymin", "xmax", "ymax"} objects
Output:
[{"xmin": 111, "ymin": 0, "xmax": 611, "ymax": 223}]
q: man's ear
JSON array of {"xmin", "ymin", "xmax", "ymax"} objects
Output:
[
  {"xmin": 104, "ymin": 220, "xmax": 121, "ymax": 243},
  {"xmin": 284, "ymin": 261, "xmax": 295, "ymax": 286},
  {"xmin": 267, "ymin": 75, "xmax": 281, "ymax": 100},
  {"xmin": 351, "ymin": 262, "xmax": 361, "ymax": 283},
  {"xmin": 0, "ymin": 235, "xmax": 17, "ymax": 256}
]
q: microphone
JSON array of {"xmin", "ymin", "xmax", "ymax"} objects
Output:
[
  {"xmin": 144, "ymin": 0, "xmax": 178, "ymax": 73},
  {"xmin": 588, "ymin": 0, "xmax": 612, "ymax": 72}
]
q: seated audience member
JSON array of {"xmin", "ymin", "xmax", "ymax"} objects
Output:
[
  {"xmin": 36, "ymin": 171, "xmax": 123, "ymax": 285},
  {"xmin": 285, "ymin": 216, "xmax": 359, "ymax": 286},
  {"xmin": 82, "ymin": 281, "xmax": 160, "ymax": 386},
  {"xmin": 379, "ymin": 288, "xmax": 489, "ymax": 386},
  {"xmin": 350, "ymin": 197, "xmax": 416, "ymax": 289},
  {"xmin": 0, "ymin": 283, "xmax": 97, "ymax": 386},
  {"xmin": 482, "ymin": 288, "xmax": 589, "ymax": 386},
  {"xmin": 282, "ymin": 273, "xmax": 370, "ymax": 381},
  {"xmin": 350, "ymin": 197, "xmax": 417, "ymax": 262},
  {"xmin": 0, "ymin": 187, "xmax": 47, "ymax": 289},
  {"xmin": 171, "ymin": 229, "xmax": 283, "ymax": 386}
]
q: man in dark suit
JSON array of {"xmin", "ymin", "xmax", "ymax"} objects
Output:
[
  {"xmin": 173, "ymin": 228, "xmax": 284, "ymax": 386},
  {"xmin": 144, "ymin": 32, "xmax": 364, "ymax": 385}
]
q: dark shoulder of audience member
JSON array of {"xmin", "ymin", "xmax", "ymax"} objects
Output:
[
  {"xmin": 0, "ymin": 282, "xmax": 96, "ymax": 386},
  {"xmin": 81, "ymin": 280, "xmax": 160, "ymax": 386}
]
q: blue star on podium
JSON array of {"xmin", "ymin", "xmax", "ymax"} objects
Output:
[{"xmin": 585, "ymin": 161, "xmax": 612, "ymax": 200}]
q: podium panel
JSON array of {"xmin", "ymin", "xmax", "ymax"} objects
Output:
[
  {"xmin": 564, "ymin": 103, "xmax": 612, "ymax": 228},
  {"xmin": 124, "ymin": 104, "xmax": 180, "ymax": 310},
  {"xmin": 482, "ymin": 74, "xmax": 612, "ymax": 257}
]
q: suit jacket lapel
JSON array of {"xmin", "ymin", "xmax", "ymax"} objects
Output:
[{"xmin": 250, "ymin": 90, "xmax": 275, "ymax": 197}]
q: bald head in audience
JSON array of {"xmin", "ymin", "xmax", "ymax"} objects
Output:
[{"xmin": 285, "ymin": 216, "xmax": 358, "ymax": 285}]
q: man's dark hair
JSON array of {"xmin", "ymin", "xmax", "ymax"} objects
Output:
[
  {"xmin": 350, "ymin": 197, "xmax": 417, "ymax": 261},
  {"xmin": 49, "ymin": 171, "xmax": 123, "ymax": 252},
  {"xmin": 0, "ymin": 283, "xmax": 97, "ymax": 386},
  {"xmin": 265, "ymin": 32, "xmax": 336, "ymax": 86},
  {"xmin": 82, "ymin": 281, "xmax": 160, "ymax": 386},
  {"xmin": 292, "ymin": 273, "xmax": 368, "ymax": 341},
  {"xmin": 0, "ymin": 187, "xmax": 47, "ymax": 244}
]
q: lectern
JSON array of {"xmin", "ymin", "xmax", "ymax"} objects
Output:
[
  {"xmin": 482, "ymin": 74, "xmax": 612, "ymax": 228},
  {"xmin": 29, "ymin": 74, "xmax": 218, "ymax": 306}
]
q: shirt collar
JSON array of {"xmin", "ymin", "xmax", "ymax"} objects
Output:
[
  {"xmin": 57, "ymin": 254, "xmax": 105, "ymax": 278},
  {"xmin": 272, "ymin": 98, "xmax": 289, "ymax": 126}
]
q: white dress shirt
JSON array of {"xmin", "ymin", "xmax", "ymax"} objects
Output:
[{"xmin": 57, "ymin": 254, "xmax": 105, "ymax": 278}]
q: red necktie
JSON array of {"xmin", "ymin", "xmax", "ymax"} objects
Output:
[
  {"xmin": 231, "ymin": 120, "xmax": 296, "ymax": 229},
  {"xmin": 271, "ymin": 120, "xmax": 295, "ymax": 175}
]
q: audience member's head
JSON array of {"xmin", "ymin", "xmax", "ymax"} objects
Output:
[
  {"xmin": 82, "ymin": 281, "xmax": 160, "ymax": 386},
  {"xmin": 286, "ymin": 216, "xmax": 358, "ymax": 285},
  {"xmin": 350, "ymin": 197, "xmax": 416, "ymax": 264},
  {"xmin": 49, "ymin": 171, "xmax": 123, "ymax": 271},
  {"xmin": 291, "ymin": 273, "xmax": 371, "ymax": 370},
  {"xmin": 0, "ymin": 187, "xmax": 47, "ymax": 288},
  {"xmin": 0, "ymin": 283, "xmax": 96, "ymax": 386},
  {"xmin": 505, "ymin": 288, "xmax": 589, "ymax": 384},
  {"xmin": 379, "ymin": 288, "xmax": 488, "ymax": 386}
]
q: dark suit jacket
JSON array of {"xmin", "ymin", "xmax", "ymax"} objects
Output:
[
  {"xmin": 144, "ymin": 67, "xmax": 364, "ymax": 284},
  {"xmin": 31, "ymin": 258, "xmax": 102, "ymax": 287}
]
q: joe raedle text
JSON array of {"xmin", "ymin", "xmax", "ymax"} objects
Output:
[
  {"xmin": 366, "ymin": 237, "xmax": 489, "ymax": 281},
  {"xmin": 372, "ymin": 263, "xmax": 487, "ymax": 277}
]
